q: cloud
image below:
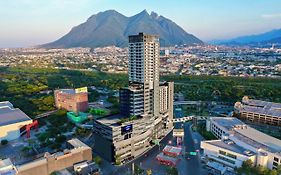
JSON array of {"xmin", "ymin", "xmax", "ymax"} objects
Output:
[{"xmin": 262, "ymin": 13, "xmax": 281, "ymax": 19}]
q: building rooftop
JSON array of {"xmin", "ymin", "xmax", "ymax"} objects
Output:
[
  {"xmin": 0, "ymin": 158, "xmax": 16, "ymax": 175},
  {"xmin": 156, "ymin": 152, "xmax": 178, "ymax": 164},
  {"xmin": 96, "ymin": 114, "xmax": 124, "ymax": 126},
  {"xmin": 163, "ymin": 145, "xmax": 182, "ymax": 156},
  {"xmin": 96, "ymin": 114, "xmax": 140, "ymax": 127},
  {"xmin": 211, "ymin": 117, "xmax": 246, "ymax": 131},
  {"xmin": 238, "ymin": 96, "xmax": 281, "ymax": 118},
  {"xmin": 0, "ymin": 105, "xmax": 32, "ymax": 127},
  {"xmin": 56, "ymin": 87, "xmax": 88, "ymax": 95},
  {"xmin": 68, "ymin": 138, "xmax": 90, "ymax": 149},
  {"xmin": 233, "ymin": 127, "xmax": 281, "ymax": 153},
  {"xmin": 211, "ymin": 117, "xmax": 281, "ymax": 153},
  {"xmin": 0, "ymin": 101, "xmax": 13, "ymax": 108},
  {"xmin": 205, "ymin": 140, "xmax": 255, "ymax": 157},
  {"xmin": 0, "ymin": 158, "xmax": 13, "ymax": 169},
  {"xmin": 57, "ymin": 89, "xmax": 76, "ymax": 94}
]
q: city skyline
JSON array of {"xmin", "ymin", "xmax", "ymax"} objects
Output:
[{"xmin": 1, "ymin": 0, "xmax": 281, "ymax": 48}]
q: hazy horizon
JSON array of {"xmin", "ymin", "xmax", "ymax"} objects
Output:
[{"xmin": 1, "ymin": 0, "xmax": 281, "ymax": 48}]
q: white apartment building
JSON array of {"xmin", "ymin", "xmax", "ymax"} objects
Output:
[{"xmin": 201, "ymin": 117, "xmax": 281, "ymax": 170}]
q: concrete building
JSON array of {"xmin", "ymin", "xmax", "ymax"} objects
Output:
[
  {"xmin": 0, "ymin": 139, "xmax": 92, "ymax": 175},
  {"xmin": 0, "ymin": 158, "xmax": 16, "ymax": 174},
  {"xmin": 54, "ymin": 87, "xmax": 89, "ymax": 113},
  {"xmin": 235, "ymin": 96, "xmax": 281, "ymax": 126},
  {"xmin": 93, "ymin": 114, "xmax": 153, "ymax": 163},
  {"xmin": 125, "ymin": 32, "xmax": 160, "ymax": 118},
  {"xmin": 0, "ymin": 101, "xmax": 33, "ymax": 141},
  {"xmin": 201, "ymin": 117, "xmax": 281, "ymax": 170},
  {"xmin": 93, "ymin": 33, "xmax": 174, "ymax": 164}
]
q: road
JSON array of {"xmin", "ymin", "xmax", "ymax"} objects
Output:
[
  {"xmin": 182, "ymin": 122, "xmax": 208, "ymax": 175},
  {"xmin": 34, "ymin": 110, "xmax": 58, "ymax": 119}
]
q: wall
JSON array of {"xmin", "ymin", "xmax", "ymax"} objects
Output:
[
  {"xmin": 0, "ymin": 120, "xmax": 32, "ymax": 141},
  {"xmin": 16, "ymin": 147, "xmax": 92, "ymax": 175}
]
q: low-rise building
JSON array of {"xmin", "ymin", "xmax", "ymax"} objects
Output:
[
  {"xmin": 234, "ymin": 96, "xmax": 281, "ymax": 126},
  {"xmin": 201, "ymin": 117, "xmax": 281, "ymax": 170},
  {"xmin": 0, "ymin": 101, "xmax": 33, "ymax": 141},
  {"xmin": 0, "ymin": 158, "xmax": 16, "ymax": 175},
  {"xmin": 0, "ymin": 139, "xmax": 92, "ymax": 175},
  {"xmin": 54, "ymin": 87, "xmax": 89, "ymax": 113}
]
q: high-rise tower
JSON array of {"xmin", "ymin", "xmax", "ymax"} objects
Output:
[
  {"xmin": 93, "ymin": 33, "xmax": 174, "ymax": 164},
  {"xmin": 121, "ymin": 33, "xmax": 160, "ymax": 118}
]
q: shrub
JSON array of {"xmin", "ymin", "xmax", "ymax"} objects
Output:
[{"xmin": 1, "ymin": 140, "xmax": 8, "ymax": 145}]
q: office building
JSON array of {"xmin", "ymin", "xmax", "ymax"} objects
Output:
[
  {"xmin": 201, "ymin": 117, "xmax": 281, "ymax": 170},
  {"xmin": 93, "ymin": 33, "xmax": 174, "ymax": 164},
  {"xmin": 54, "ymin": 87, "xmax": 89, "ymax": 113},
  {"xmin": 234, "ymin": 96, "xmax": 281, "ymax": 126},
  {"xmin": 0, "ymin": 101, "xmax": 33, "ymax": 141}
]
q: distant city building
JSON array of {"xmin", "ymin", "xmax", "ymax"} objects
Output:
[
  {"xmin": 201, "ymin": 117, "xmax": 281, "ymax": 170},
  {"xmin": 0, "ymin": 139, "xmax": 92, "ymax": 175},
  {"xmin": 54, "ymin": 87, "xmax": 89, "ymax": 112},
  {"xmin": 0, "ymin": 101, "xmax": 33, "ymax": 141},
  {"xmin": 234, "ymin": 96, "xmax": 281, "ymax": 126},
  {"xmin": 93, "ymin": 33, "xmax": 174, "ymax": 164}
]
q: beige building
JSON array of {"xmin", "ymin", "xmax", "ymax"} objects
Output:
[
  {"xmin": 234, "ymin": 96, "xmax": 281, "ymax": 126},
  {"xmin": 0, "ymin": 139, "xmax": 92, "ymax": 175}
]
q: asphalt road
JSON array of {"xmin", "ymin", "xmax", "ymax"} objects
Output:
[{"xmin": 183, "ymin": 122, "xmax": 208, "ymax": 175}]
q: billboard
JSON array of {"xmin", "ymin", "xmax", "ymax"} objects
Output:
[
  {"xmin": 121, "ymin": 124, "xmax": 133, "ymax": 135},
  {"xmin": 75, "ymin": 87, "xmax": 88, "ymax": 93}
]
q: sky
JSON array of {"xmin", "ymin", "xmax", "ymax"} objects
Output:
[{"xmin": 0, "ymin": 0, "xmax": 281, "ymax": 48}]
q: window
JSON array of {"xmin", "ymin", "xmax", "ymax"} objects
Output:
[
  {"xmin": 227, "ymin": 153, "xmax": 237, "ymax": 159},
  {"xmin": 273, "ymin": 162, "xmax": 279, "ymax": 167},
  {"xmin": 218, "ymin": 156, "xmax": 235, "ymax": 164},
  {"xmin": 274, "ymin": 157, "xmax": 279, "ymax": 162},
  {"xmin": 219, "ymin": 150, "xmax": 237, "ymax": 159},
  {"xmin": 219, "ymin": 150, "xmax": 227, "ymax": 156}
]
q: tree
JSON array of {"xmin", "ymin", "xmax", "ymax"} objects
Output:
[
  {"xmin": 1, "ymin": 139, "xmax": 8, "ymax": 145},
  {"xmin": 55, "ymin": 135, "xmax": 66, "ymax": 144},
  {"xmin": 237, "ymin": 160, "xmax": 253, "ymax": 175},
  {"xmin": 166, "ymin": 167, "xmax": 178, "ymax": 175},
  {"xmin": 93, "ymin": 156, "xmax": 102, "ymax": 165},
  {"xmin": 276, "ymin": 165, "xmax": 281, "ymax": 175},
  {"xmin": 134, "ymin": 165, "xmax": 144, "ymax": 175},
  {"xmin": 115, "ymin": 154, "xmax": 121, "ymax": 165}
]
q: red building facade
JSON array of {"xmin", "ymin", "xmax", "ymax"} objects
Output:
[{"xmin": 54, "ymin": 88, "xmax": 89, "ymax": 113}]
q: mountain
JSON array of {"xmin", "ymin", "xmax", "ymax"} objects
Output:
[
  {"xmin": 215, "ymin": 29, "xmax": 281, "ymax": 46},
  {"xmin": 41, "ymin": 10, "xmax": 203, "ymax": 48}
]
